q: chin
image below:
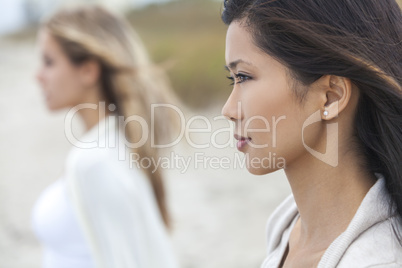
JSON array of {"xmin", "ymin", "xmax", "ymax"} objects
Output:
[
  {"xmin": 46, "ymin": 103, "xmax": 60, "ymax": 111},
  {"xmin": 247, "ymin": 166, "xmax": 280, "ymax": 175},
  {"xmin": 244, "ymin": 152, "xmax": 286, "ymax": 175},
  {"xmin": 45, "ymin": 100, "xmax": 68, "ymax": 111}
]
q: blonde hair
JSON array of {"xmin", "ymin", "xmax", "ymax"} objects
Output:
[{"xmin": 42, "ymin": 5, "xmax": 178, "ymax": 228}]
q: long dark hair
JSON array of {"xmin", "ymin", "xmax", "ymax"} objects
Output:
[{"xmin": 222, "ymin": 0, "xmax": 402, "ymax": 240}]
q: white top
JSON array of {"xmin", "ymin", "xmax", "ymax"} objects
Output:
[
  {"xmin": 32, "ymin": 115, "xmax": 178, "ymax": 268},
  {"xmin": 32, "ymin": 178, "xmax": 95, "ymax": 268},
  {"xmin": 261, "ymin": 174, "xmax": 402, "ymax": 268}
]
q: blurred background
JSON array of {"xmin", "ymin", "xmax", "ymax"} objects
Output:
[{"xmin": 1, "ymin": 0, "xmax": 400, "ymax": 267}]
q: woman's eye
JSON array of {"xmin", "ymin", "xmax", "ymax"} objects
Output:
[
  {"xmin": 234, "ymin": 73, "xmax": 251, "ymax": 84},
  {"xmin": 43, "ymin": 55, "xmax": 54, "ymax": 67},
  {"xmin": 226, "ymin": 73, "xmax": 251, "ymax": 86},
  {"xmin": 45, "ymin": 59, "xmax": 53, "ymax": 67}
]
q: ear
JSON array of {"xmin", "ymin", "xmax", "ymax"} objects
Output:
[
  {"xmin": 78, "ymin": 59, "xmax": 101, "ymax": 89},
  {"xmin": 317, "ymin": 75, "xmax": 352, "ymax": 120}
]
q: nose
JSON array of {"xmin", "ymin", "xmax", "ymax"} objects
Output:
[
  {"xmin": 35, "ymin": 68, "xmax": 43, "ymax": 84},
  {"xmin": 221, "ymin": 90, "xmax": 241, "ymax": 121},
  {"xmin": 35, "ymin": 67, "xmax": 47, "ymax": 89}
]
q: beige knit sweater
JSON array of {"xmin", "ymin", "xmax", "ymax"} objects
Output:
[{"xmin": 261, "ymin": 175, "xmax": 402, "ymax": 268}]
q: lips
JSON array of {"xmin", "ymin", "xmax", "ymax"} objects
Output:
[{"xmin": 234, "ymin": 134, "xmax": 251, "ymax": 150}]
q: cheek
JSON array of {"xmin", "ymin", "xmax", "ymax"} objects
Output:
[
  {"xmin": 244, "ymin": 81, "xmax": 299, "ymax": 145},
  {"xmin": 249, "ymin": 103, "xmax": 303, "ymax": 155},
  {"xmin": 242, "ymin": 81, "xmax": 308, "ymax": 172},
  {"xmin": 44, "ymin": 65, "xmax": 84, "ymax": 110}
]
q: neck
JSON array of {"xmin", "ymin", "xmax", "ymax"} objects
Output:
[
  {"xmin": 75, "ymin": 84, "xmax": 111, "ymax": 132},
  {"xmin": 77, "ymin": 106, "xmax": 108, "ymax": 133},
  {"xmin": 284, "ymin": 149, "xmax": 376, "ymax": 249}
]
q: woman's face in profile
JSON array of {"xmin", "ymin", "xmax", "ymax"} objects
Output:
[
  {"xmin": 35, "ymin": 29, "xmax": 88, "ymax": 111},
  {"xmin": 222, "ymin": 21, "xmax": 322, "ymax": 175}
]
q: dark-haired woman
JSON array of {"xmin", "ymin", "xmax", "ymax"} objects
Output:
[{"xmin": 221, "ymin": 0, "xmax": 402, "ymax": 267}]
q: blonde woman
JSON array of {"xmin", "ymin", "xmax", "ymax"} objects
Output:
[{"xmin": 31, "ymin": 5, "xmax": 179, "ymax": 268}]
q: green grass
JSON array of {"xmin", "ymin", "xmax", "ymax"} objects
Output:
[{"xmin": 127, "ymin": 0, "xmax": 231, "ymax": 109}]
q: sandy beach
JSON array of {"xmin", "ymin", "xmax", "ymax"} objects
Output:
[{"xmin": 0, "ymin": 36, "xmax": 291, "ymax": 268}]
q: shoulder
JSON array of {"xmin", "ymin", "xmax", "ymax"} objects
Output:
[
  {"xmin": 64, "ymin": 143, "xmax": 146, "ymax": 191},
  {"xmin": 265, "ymin": 194, "xmax": 298, "ymax": 253},
  {"xmin": 262, "ymin": 176, "xmax": 402, "ymax": 268},
  {"xmin": 65, "ymin": 136, "xmax": 129, "ymax": 174},
  {"xmin": 65, "ymin": 119, "xmax": 129, "ymax": 173},
  {"xmin": 67, "ymin": 145, "xmax": 104, "ymax": 166},
  {"xmin": 64, "ymin": 144, "xmax": 154, "ymax": 218},
  {"xmin": 337, "ymin": 217, "xmax": 402, "ymax": 268},
  {"xmin": 323, "ymin": 176, "xmax": 402, "ymax": 268}
]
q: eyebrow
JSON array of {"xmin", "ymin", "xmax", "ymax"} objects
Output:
[{"xmin": 224, "ymin": 59, "xmax": 253, "ymax": 71}]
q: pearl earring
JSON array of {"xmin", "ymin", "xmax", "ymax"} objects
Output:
[{"xmin": 323, "ymin": 110, "xmax": 329, "ymax": 117}]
